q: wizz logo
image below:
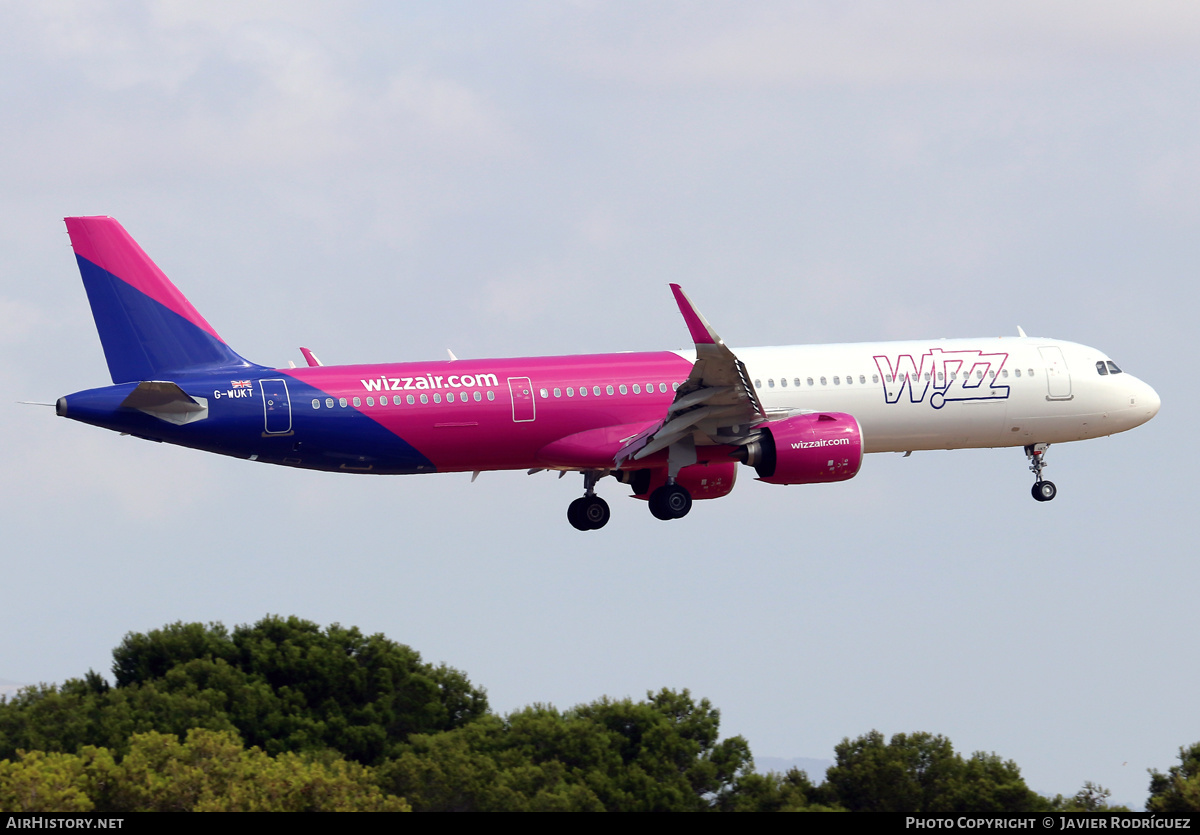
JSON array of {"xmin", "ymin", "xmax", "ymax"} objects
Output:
[{"xmin": 873, "ymin": 348, "xmax": 1010, "ymax": 410}]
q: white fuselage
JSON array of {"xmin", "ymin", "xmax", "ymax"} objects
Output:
[{"xmin": 709, "ymin": 337, "xmax": 1159, "ymax": 453}]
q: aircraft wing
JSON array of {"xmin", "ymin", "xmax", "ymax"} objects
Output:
[{"xmin": 616, "ymin": 285, "xmax": 766, "ymax": 467}]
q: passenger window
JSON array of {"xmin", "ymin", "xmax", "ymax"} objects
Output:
[
  {"xmin": 755, "ymin": 379, "xmax": 762, "ymax": 388},
  {"xmin": 872, "ymin": 375, "xmax": 879, "ymax": 383},
  {"xmin": 366, "ymin": 397, "xmax": 374, "ymax": 406},
  {"xmin": 780, "ymin": 378, "xmax": 787, "ymax": 387},
  {"xmin": 807, "ymin": 377, "xmax": 814, "ymax": 386},
  {"xmin": 673, "ymin": 383, "xmax": 679, "ymax": 391},
  {"xmin": 394, "ymin": 395, "xmax": 402, "ymax": 405},
  {"xmin": 554, "ymin": 387, "xmax": 562, "ymax": 397},
  {"xmin": 433, "ymin": 393, "xmax": 441, "ymax": 403},
  {"xmin": 420, "ymin": 394, "xmax": 429, "ymax": 404},
  {"xmin": 540, "ymin": 388, "xmax": 549, "ymax": 398},
  {"xmin": 580, "ymin": 386, "xmax": 588, "ymax": 397},
  {"xmin": 660, "ymin": 383, "xmax": 668, "ymax": 393},
  {"xmin": 487, "ymin": 391, "xmax": 495, "ymax": 401},
  {"xmin": 1014, "ymin": 369, "xmax": 1021, "ymax": 378},
  {"xmin": 859, "ymin": 375, "xmax": 866, "ymax": 384},
  {"xmin": 339, "ymin": 397, "xmax": 348, "ymax": 407},
  {"xmin": 833, "ymin": 376, "xmax": 840, "ymax": 385},
  {"xmin": 606, "ymin": 385, "xmax": 614, "ymax": 395},
  {"xmin": 619, "ymin": 384, "xmax": 628, "ymax": 394},
  {"xmin": 473, "ymin": 391, "xmax": 482, "ymax": 402},
  {"xmin": 794, "ymin": 378, "xmax": 801, "ymax": 387},
  {"xmin": 846, "ymin": 375, "xmax": 853, "ymax": 385},
  {"xmin": 820, "ymin": 376, "xmax": 828, "ymax": 385},
  {"xmin": 594, "ymin": 386, "xmax": 602, "ymax": 396},
  {"xmin": 311, "ymin": 399, "xmax": 320, "ymax": 409},
  {"xmin": 1002, "ymin": 370, "xmax": 1008, "ymax": 378},
  {"xmin": 633, "ymin": 384, "xmax": 641, "ymax": 394},
  {"xmin": 977, "ymin": 370, "xmax": 983, "ymax": 379},
  {"xmin": 353, "ymin": 397, "xmax": 361, "ymax": 407},
  {"xmin": 325, "ymin": 398, "xmax": 334, "ymax": 408},
  {"xmin": 1028, "ymin": 369, "xmax": 1035, "ymax": 376}
]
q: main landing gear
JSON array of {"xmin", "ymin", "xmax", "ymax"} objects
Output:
[
  {"xmin": 567, "ymin": 470, "xmax": 610, "ymax": 531},
  {"xmin": 1025, "ymin": 443, "xmax": 1057, "ymax": 502},
  {"xmin": 648, "ymin": 481, "xmax": 692, "ymax": 521}
]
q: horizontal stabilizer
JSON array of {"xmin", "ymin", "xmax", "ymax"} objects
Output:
[{"xmin": 120, "ymin": 381, "xmax": 209, "ymax": 425}]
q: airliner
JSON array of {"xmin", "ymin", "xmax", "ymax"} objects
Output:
[{"xmin": 55, "ymin": 217, "xmax": 1160, "ymax": 530}]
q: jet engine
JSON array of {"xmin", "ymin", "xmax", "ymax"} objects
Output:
[{"xmin": 736, "ymin": 413, "xmax": 863, "ymax": 485}]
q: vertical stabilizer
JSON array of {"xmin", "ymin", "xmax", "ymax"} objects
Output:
[{"xmin": 65, "ymin": 216, "xmax": 259, "ymax": 383}]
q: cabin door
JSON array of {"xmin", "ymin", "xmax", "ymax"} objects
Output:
[
  {"xmin": 260, "ymin": 378, "xmax": 294, "ymax": 434},
  {"xmin": 1038, "ymin": 347, "xmax": 1073, "ymax": 400},
  {"xmin": 507, "ymin": 377, "xmax": 536, "ymax": 422}
]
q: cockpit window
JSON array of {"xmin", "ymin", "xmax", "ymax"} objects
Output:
[
  {"xmin": 1096, "ymin": 361, "xmax": 1109, "ymax": 376},
  {"xmin": 1106, "ymin": 361, "xmax": 1122, "ymax": 374}
]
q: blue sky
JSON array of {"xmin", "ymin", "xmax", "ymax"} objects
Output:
[{"xmin": 1, "ymin": 2, "xmax": 1197, "ymax": 807}]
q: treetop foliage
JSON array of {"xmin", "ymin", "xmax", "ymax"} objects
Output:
[
  {"xmin": 1, "ymin": 616, "xmax": 1178, "ymax": 813},
  {"xmin": 0, "ymin": 729, "xmax": 408, "ymax": 812},
  {"xmin": 1148, "ymin": 742, "xmax": 1200, "ymax": 814},
  {"xmin": 823, "ymin": 730, "xmax": 1048, "ymax": 815},
  {"xmin": 380, "ymin": 688, "xmax": 755, "ymax": 811},
  {"xmin": 0, "ymin": 615, "xmax": 487, "ymax": 765}
]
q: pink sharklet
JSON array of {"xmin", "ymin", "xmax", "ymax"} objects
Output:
[
  {"xmin": 670, "ymin": 284, "xmax": 718, "ymax": 346},
  {"xmin": 64, "ymin": 217, "xmax": 224, "ymax": 342}
]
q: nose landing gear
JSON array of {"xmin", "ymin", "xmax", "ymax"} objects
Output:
[
  {"xmin": 567, "ymin": 470, "xmax": 610, "ymax": 530},
  {"xmin": 1025, "ymin": 443, "xmax": 1057, "ymax": 502}
]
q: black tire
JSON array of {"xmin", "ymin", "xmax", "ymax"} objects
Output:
[
  {"xmin": 663, "ymin": 484, "xmax": 692, "ymax": 518},
  {"xmin": 650, "ymin": 484, "xmax": 692, "ymax": 520},
  {"xmin": 583, "ymin": 496, "xmax": 610, "ymax": 529},
  {"xmin": 648, "ymin": 487, "xmax": 675, "ymax": 520},
  {"xmin": 567, "ymin": 497, "xmax": 591, "ymax": 530},
  {"xmin": 1032, "ymin": 481, "xmax": 1057, "ymax": 502}
]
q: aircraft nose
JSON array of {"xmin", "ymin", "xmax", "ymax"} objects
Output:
[
  {"xmin": 1143, "ymin": 382, "xmax": 1161, "ymax": 419},
  {"xmin": 1130, "ymin": 378, "xmax": 1160, "ymax": 423}
]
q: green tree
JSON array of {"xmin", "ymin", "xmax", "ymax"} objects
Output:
[
  {"xmin": 719, "ymin": 767, "xmax": 844, "ymax": 812},
  {"xmin": 823, "ymin": 730, "xmax": 1046, "ymax": 815},
  {"xmin": 382, "ymin": 689, "xmax": 753, "ymax": 812},
  {"xmin": 0, "ymin": 616, "xmax": 487, "ymax": 765},
  {"xmin": 0, "ymin": 750, "xmax": 95, "ymax": 812},
  {"xmin": 1148, "ymin": 742, "xmax": 1200, "ymax": 814},
  {"xmin": 0, "ymin": 730, "xmax": 409, "ymax": 812},
  {"xmin": 1047, "ymin": 781, "xmax": 1129, "ymax": 813}
]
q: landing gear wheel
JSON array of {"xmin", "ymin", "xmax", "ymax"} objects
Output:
[
  {"xmin": 582, "ymin": 496, "xmax": 610, "ymax": 529},
  {"xmin": 1032, "ymin": 481, "xmax": 1057, "ymax": 502},
  {"xmin": 649, "ymin": 484, "xmax": 692, "ymax": 520},
  {"xmin": 568, "ymin": 496, "xmax": 610, "ymax": 530}
]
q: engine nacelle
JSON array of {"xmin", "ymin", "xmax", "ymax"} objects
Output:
[{"xmin": 738, "ymin": 413, "xmax": 863, "ymax": 485}]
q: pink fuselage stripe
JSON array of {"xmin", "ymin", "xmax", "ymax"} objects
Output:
[
  {"xmin": 282, "ymin": 352, "xmax": 696, "ymax": 472},
  {"xmin": 65, "ymin": 217, "xmax": 224, "ymax": 343}
]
